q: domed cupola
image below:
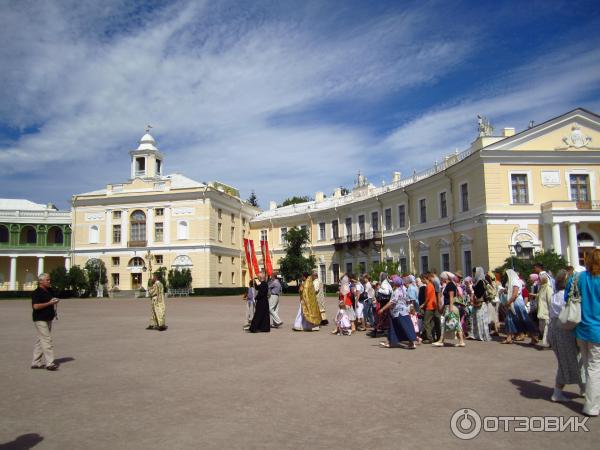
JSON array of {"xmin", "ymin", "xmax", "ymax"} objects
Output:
[{"xmin": 129, "ymin": 125, "xmax": 164, "ymax": 179}]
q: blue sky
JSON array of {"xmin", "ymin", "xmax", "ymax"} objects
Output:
[{"xmin": 1, "ymin": 0, "xmax": 599, "ymax": 209}]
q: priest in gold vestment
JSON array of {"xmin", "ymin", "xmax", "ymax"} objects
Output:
[{"xmin": 293, "ymin": 272, "xmax": 322, "ymax": 331}]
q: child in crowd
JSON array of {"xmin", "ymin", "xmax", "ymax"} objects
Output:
[
  {"xmin": 409, "ymin": 304, "xmax": 422, "ymax": 343},
  {"xmin": 243, "ymin": 280, "xmax": 255, "ymax": 327},
  {"xmin": 333, "ymin": 301, "xmax": 352, "ymax": 336}
]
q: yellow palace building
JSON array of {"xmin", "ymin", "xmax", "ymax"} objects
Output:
[
  {"xmin": 249, "ymin": 108, "xmax": 600, "ymax": 283},
  {"xmin": 71, "ymin": 130, "xmax": 258, "ymax": 292}
]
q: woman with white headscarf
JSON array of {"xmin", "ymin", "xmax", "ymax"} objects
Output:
[
  {"xmin": 536, "ymin": 271, "xmax": 553, "ymax": 347},
  {"xmin": 502, "ymin": 269, "xmax": 538, "ymax": 345},
  {"xmin": 367, "ymin": 272, "xmax": 392, "ymax": 338},
  {"xmin": 470, "ymin": 267, "xmax": 491, "ymax": 341},
  {"xmin": 339, "ymin": 274, "xmax": 356, "ymax": 325}
]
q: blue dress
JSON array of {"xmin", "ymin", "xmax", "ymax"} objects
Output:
[{"xmin": 504, "ymin": 295, "xmax": 537, "ymax": 334}]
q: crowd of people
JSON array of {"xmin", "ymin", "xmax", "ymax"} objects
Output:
[{"xmin": 242, "ymin": 249, "xmax": 600, "ymax": 417}]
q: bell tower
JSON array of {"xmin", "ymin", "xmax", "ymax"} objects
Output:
[{"xmin": 129, "ymin": 125, "xmax": 164, "ymax": 179}]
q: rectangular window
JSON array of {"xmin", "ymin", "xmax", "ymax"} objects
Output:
[
  {"xmin": 399, "ymin": 257, "xmax": 407, "ymax": 274},
  {"xmin": 155, "ymin": 255, "xmax": 163, "ymax": 264},
  {"xmin": 463, "ymin": 250, "xmax": 472, "ymax": 275},
  {"xmin": 218, "ymin": 255, "xmax": 222, "ymax": 264},
  {"xmin": 218, "ymin": 208, "xmax": 222, "ymax": 219},
  {"xmin": 135, "ymin": 157, "xmax": 145, "ymax": 175},
  {"xmin": 280, "ymin": 227, "xmax": 288, "ymax": 244},
  {"xmin": 319, "ymin": 222, "xmax": 326, "ymax": 241},
  {"xmin": 332, "ymin": 220, "xmax": 339, "ymax": 239},
  {"xmin": 371, "ymin": 212, "xmax": 379, "ymax": 232},
  {"xmin": 421, "ymin": 255, "xmax": 429, "ymax": 273},
  {"xmin": 419, "ymin": 199, "xmax": 427, "ymax": 223},
  {"xmin": 359, "ymin": 261, "xmax": 366, "ymax": 274},
  {"xmin": 345, "ymin": 218, "xmax": 352, "ymax": 238},
  {"xmin": 154, "ymin": 222, "xmax": 163, "ymax": 242},
  {"xmin": 570, "ymin": 174, "xmax": 590, "ymax": 202},
  {"xmin": 384, "ymin": 208, "xmax": 392, "ymax": 231},
  {"xmin": 218, "ymin": 223, "xmax": 222, "ymax": 241},
  {"xmin": 112, "ymin": 257, "xmax": 120, "ymax": 266},
  {"xmin": 511, "ymin": 174, "xmax": 529, "ymax": 204},
  {"xmin": 218, "ymin": 271, "xmax": 222, "ymax": 284},
  {"xmin": 231, "ymin": 257, "xmax": 235, "ymax": 264},
  {"xmin": 332, "ymin": 264, "xmax": 340, "ymax": 284},
  {"xmin": 111, "ymin": 273, "xmax": 120, "ymax": 287},
  {"xmin": 319, "ymin": 264, "xmax": 326, "ymax": 284},
  {"xmin": 460, "ymin": 183, "xmax": 469, "ymax": 212},
  {"xmin": 112, "ymin": 210, "xmax": 121, "ymax": 220},
  {"xmin": 112, "ymin": 224, "xmax": 121, "ymax": 244},
  {"xmin": 231, "ymin": 213, "xmax": 235, "ymax": 223},
  {"xmin": 398, "ymin": 205, "xmax": 406, "ymax": 228},
  {"xmin": 155, "ymin": 208, "xmax": 164, "ymax": 217},
  {"xmin": 231, "ymin": 226, "xmax": 235, "ymax": 243},
  {"xmin": 346, "ymin": 262, "xmax": 353, "ymax": 274},
  {"xmin": 441, "ymin": 253, "xmax": 450, "ymax": 272},
  {"xmin": 231, "ymin": 272, "xmax": 236, "ymax": 284},
  {"xmin": 358, "ymin": 215, "xmax": 365, "ymax": 235},
  {"xmin": 439, "ymin": 192, "xmax": 447, "ymax": 218},
  {"xmin": 260, "ymin": 229, "xmax": 268, "ymax": 242}
]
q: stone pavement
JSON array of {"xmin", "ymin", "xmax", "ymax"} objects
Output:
[{"xmin": 0, "ymin": 295, "xmax": 596, "ymax": 449}]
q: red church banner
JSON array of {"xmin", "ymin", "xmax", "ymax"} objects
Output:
[
  {"xmin": 243, "ymin": 238, "xmax": 254, "ymax": 279},
  {"xmin": 248, "ymin": 239, "xmax": 260, "ymax": 277},
  {"xmin": 261, "ymin": 240, "xmax": 273, "ymax": 276}
]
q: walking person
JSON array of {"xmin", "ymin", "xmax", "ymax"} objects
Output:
[
  {"xmin": 471, "ymin": 267, "xmax": 491, "ymax": 341},
  {"xmin": 248, "ymin": 273, "xmax": 270, "ymax": 333},
  {"xmin": 547, "ymin": 270, "xmax": 583, "ymax": 402},
  {"xmin": 268, "ymin": 273, "xmax": 283, "ymax": 328},
  {"xmin": 422, "ymin": 273, "xmax": 441, "ymax": 343},
  {"xmin": 31, "ymin": 273, "xmax": 60, "ymax": 371},
  {"xmin": 293, "ymin": 272, "xmax": 322, "ymax": 331},
  {"xmin": 574, "ymin": 249, "xmax": 600, "ymax": 416},
  {"xmin": 432, "ymin": 272, "xmax": 466, "ymax": 347},
  {"xmin": 378, "ymin": 276, "xmax": 417, "ymax": 349},
  {"xmin": 243, "ymin": 280, "xmax": 255, "ymax": 326},
  {"xmin": 363, "ymin": 274, "xmax": 375, "ymax": 328},
  {"xmin": 501, "ymin": 269, "xmax": 538, "ymax": 345},
  {"xmin": 536, "ymin": 272, "xmax": 553, "ymax": 347},
  {"xmin": 312, "ymin": 272, "xmax": 328, "ymax": 326},
  {"xmin": 147, "ymin": 273, "xmax": 166, "ymax": 331}
]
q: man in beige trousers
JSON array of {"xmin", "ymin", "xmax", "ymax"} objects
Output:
[{"xmin": 31, "ymin": 273, "xmax": 59, "ymax": 371}]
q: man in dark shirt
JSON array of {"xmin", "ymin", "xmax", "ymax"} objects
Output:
[{"xmin": 31, "ymin": 273, "xmax": 59, "ymax": 371}]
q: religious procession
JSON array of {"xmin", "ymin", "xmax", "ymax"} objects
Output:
[{"xmin": 241, "ymin": 249, "xmax": 600, "ymax": 417}]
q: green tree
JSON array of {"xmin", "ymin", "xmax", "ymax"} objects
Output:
[
  {"xmin": 495, "ymin": 250, "xmax": 568, "ymax": 282},
  {"xmin": 368, "ymin": 259, "xmax": 399, "ymax": 282},
  {"xmin": 154, "ymin": 266, "xmax": 167, "ymax": 287},
  {"xmin": 68, "ymin": 265, "xmax": 88, "ymax": 297},
  {"xmin": 168, "ymin": 268, "xmax": 192, "ymax": 289},
  {"xmin": 247, "ymin": 190, "xmax": 259, "ymax": 207},
  {"xmin": 280, "ymin": 195, "xmax": 312, "ymax": 207},
  {"xmin": 50, "ymin": 266, "xmax": 70, "ymax": 295},
  {"xmin": 278, "ymin": 227, "xmax": 316, "ymax": 284},
  {"xmin": 85, "ymin": 259, "xmax": 108, "ymax": 296}
]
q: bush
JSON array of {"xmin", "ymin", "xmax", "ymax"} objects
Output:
[
  {"xmin": 495, "ymin": 250, "xmax": 569, "ymax": 283},
  {"xmin": 191, "ymin": 287, "xmax": 246, "ymax": 296},
  {"xmin": 168, "ymin": 268, "xmax": 192, "ymax": 289}
]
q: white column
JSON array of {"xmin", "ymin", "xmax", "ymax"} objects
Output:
[
  {"xmin": 122, "ymin": 209, "xmax": 129, "ymax": 246},
  {"xmin": 64, "ymin": 256, "xmax": 71, "ymax": 271},
  {"xmin": 164, "ymin": 207, "xmax": 171, "ymax": 244},
  {"xmin": 552, "ymin": 223, "xmax": 562, "ymax": 255},
  {"xmin": 37, "ymin": 256, "xmax": 44, "ymax": 277},
  {"xmin": 106, "ymin": 209, "xmax": 112, "ymax": 246},
  {"xmin": 9, "ymin": 256, "xmax": 17, "ymax": 290},
  {"xmin": 147, "ymin": 207, "xmax": 154, "ymax": 245},
  {"xmin": 568, "ymin": 222, "xmax": 579, "ymax": 266}
]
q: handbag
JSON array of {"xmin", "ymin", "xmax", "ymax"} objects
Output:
[{"xmin": 558, "ymin": 274, "xmax": 581, "ymax": 330}]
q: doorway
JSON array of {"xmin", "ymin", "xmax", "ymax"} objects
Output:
[{"xmin": 131, "ymin": 273, "xmax": 142, "ymax": 290}]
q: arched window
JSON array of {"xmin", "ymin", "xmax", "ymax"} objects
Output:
[
  {"xmin": 128, "ymin": 257, "xmax": 145, "ymax": 267},
  {"xmin": 89, "ymin": 225, "xmax": 99, "ymax": 244},
  {"xmin": 130, "ymin": 210, "xmax": 146, "ymax": 242},
  {"xmin": 0, "ymin": 225, "xmax": 8, "ymax": 243},
  {"xmin": 172, "ymin": 255, "xmax": 193, "ymax": 268},
  {"xmin": 177, "ymin": 220, "xmax": 188, "ymax": 240},
  {"xmin": 20, "ymin": 226, "xmax": 37, "ymax": 244},
  {"xmin": 578, "ymin": 232, "xmax": 594, "ymax": 242},
  {"xmin": 47, "ymin": 226, "xmax": 64, "ymax": 245}
]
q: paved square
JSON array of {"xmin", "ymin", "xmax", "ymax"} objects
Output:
[{"xmin": 0, "ymin": 296, "xmax": 596, "ymax": 449}]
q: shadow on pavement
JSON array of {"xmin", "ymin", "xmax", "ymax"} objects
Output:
[
  {"xmin": 0, "ymin": 433, "xmax": 44, "ymax": 449},
  {"xmin": 510, "ymin": 379, "xmax": 582, "ymax": 415},
  {"xmin": 54, "ymin": 357, "xmax": 75, "ymax": 364}
]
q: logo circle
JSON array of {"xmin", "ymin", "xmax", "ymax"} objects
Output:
[{"xmin": 450, "ymin": 408, "xmax": 482, "ymax": 440}]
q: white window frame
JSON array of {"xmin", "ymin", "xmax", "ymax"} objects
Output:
[
  {"xmin": 440, "ymin": 252, "xmax": 450, "ymax": 273},
  {"xmin": 318, "ymin": 222, "xmax": 326, "ymax": 241},
  {"xmin": 280, "ymin": 227, "xmax": 288, "ymax": 245},
  {"xmin": 438, "ymin": 190, "xmax": 448, "ymax": 219},
  {"xmin": 370, "ymin": 210, "xmax": 379, "ymax": 233},
  {"xmin": 508, "ymin": 170, "xmax": 533, "ymax": 205},
  {"xmin": 260, "ymin": 229, "xmax": 268, "ymax": 242},
  {"xmin": 420, "ymin": 253, "xmax": 429, "ymax": 274},
  {"xmin": 566, "ymin": 169, "xmax": 596, "ymax": 202},
  {"xmin": 462, "ymin": 245, "xmax": 473, "ymax": 275},
  {"xmin": 383, "ymin": 208, "xmax": 392, "ymax": 231},
  {"xmin": 418, "ymin": 198, "xmax": 427, "ymax": 224},
  {"xmin": 331, "ymin": 219, "xmax": 339, "ymax": 240},
  {"xmin": 459, "ymin": 181, "xmax": 469, "ymax": 213},
  {"xmin": 345, "ymin": 218, "xmax": 352, "ymax": 237},
  {"xmin": 397, "ymin": 203, "xmax": 407, "ymax": 229}
]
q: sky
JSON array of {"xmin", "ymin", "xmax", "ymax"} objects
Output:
[{"xmin": 1, "ymin": 0, "xmax": 599, "ymax": 210}]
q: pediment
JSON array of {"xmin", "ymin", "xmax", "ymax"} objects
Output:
[{"xmin": 484, "ymin": 109, "xmax": 600, "ymax": 152}]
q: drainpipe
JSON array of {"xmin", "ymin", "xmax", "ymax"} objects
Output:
[
  {"xmin": 376, "ymin": 196, "xmax": 384, "ymax": 263},
  {"xmin": 403, "ymin": 188, "xmax": 413, "ymax": 272},
  {"xmin": 443, "ymin": 171, "xmax": 456, "ymax": 268}
]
